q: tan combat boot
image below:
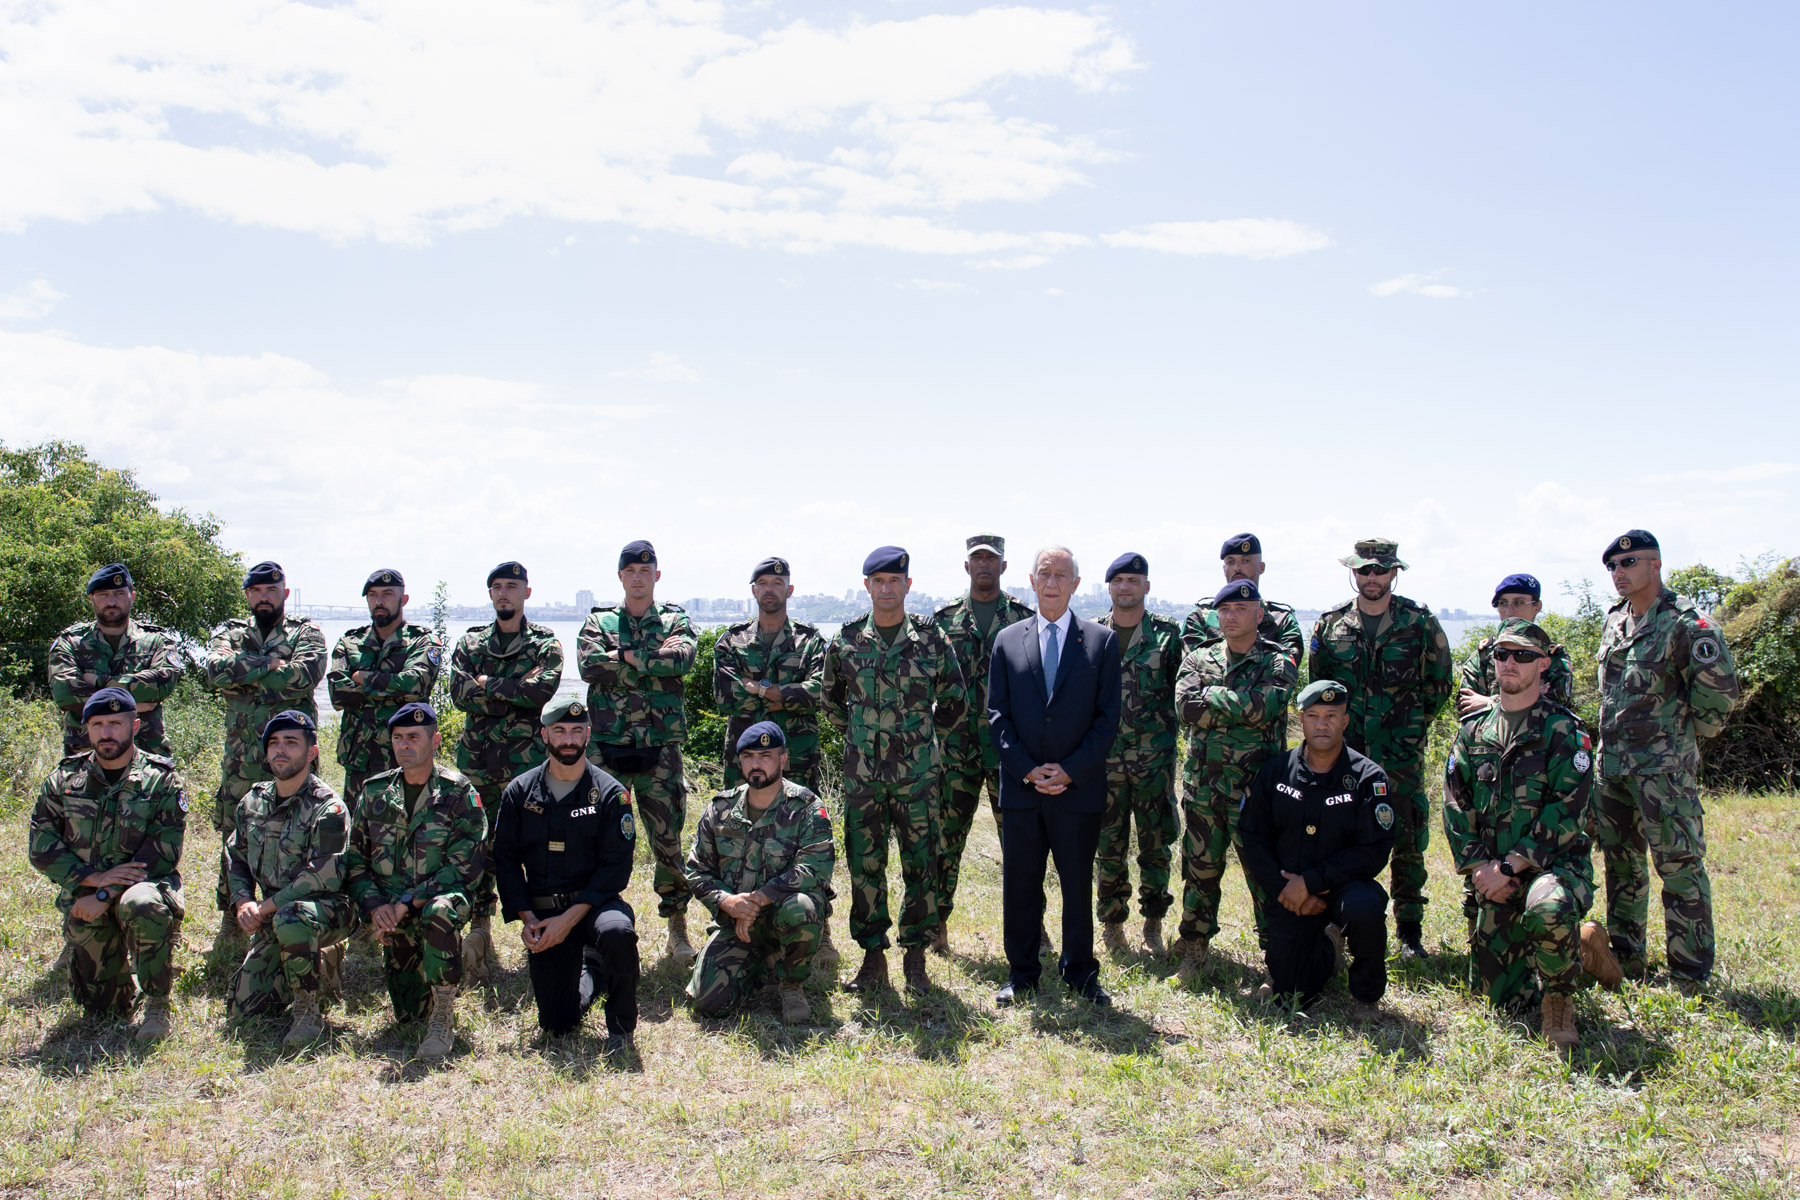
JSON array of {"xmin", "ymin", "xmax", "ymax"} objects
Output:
[
  {"xmin": 417, "ymin": 984, "xmax": 458, "ymax": 1060},
  {"xmin": 1579, "ymin": 921, "xmax": 1624, "ymax": 992},
  {"xmin": 135, "ymin": 997, "xmax": 173, "ymax": 1044},
  {"xmin": 666, "ymin": 913, "xmax": 697, "ymax": 970},
  {"xmin": 1142, "ymin": 917, "xmax": 1165, "ymax": 956},
  {"xmin": 843, "ymin": 948, "xmax": 889, "ymax": 993},
  {"xmin": 779, "ymin": 983, "xmax": 813, "ymax": 1025},
  {"xmin": 902, "ymin": 946, "xmax": 931, "ymax": 995},
  {"xmin": 816, "ymin": 922, "xmax": 842, "ymax": 969},
  {"xmin": 213, "ymin": 911, "xmax": 243, "ymax": 949},
  {"xmin": 284, "ymin": 992, "xmax": 326, "ymax": 1048},
  {"xmin": 319, "ymin": 942, "xmax": 345, "ymax": 1002},
  {"xmin": 1101, "ymin": 921, "xmax": 1128, "ymax": 953},
  {"xmin": 1541, "ymin": 993, "xmax": 1578, "ymax": 1051},
  {"xmin": 1171, "ymin": 935, "xmax": 1209, "ymax": 982},
  {"xmin": 462, "ymin": 916, "xmax": 496, "ymax": 986},
  {"xmin": 927, "ymin": 922, "xmax": 950, "ymax": 957}
]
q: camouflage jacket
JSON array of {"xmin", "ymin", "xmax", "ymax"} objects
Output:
[
  {"xmin": 1461, "ymin": 636, "xmax": 1575, "ymax": 709},
  {"xmin": 712, "ymin": 617, "xmax": 826, "ymax": 764},
  {"xmin": 931, "ymin": 593, "xmax": 1037, "ymax": 770},
  {"xmin": 821, "ymin": 614, "xmax": 967, "ymax": 779},
  {"xmin": 1096, "ymin": 611, "xmax": 1183, "ymax": 777},
  {"xmin": 1182, "ymin": 598, "xmax": 1305, "ymax": 670},
  {"xmin": 1308, "ymin": 596, "xmax": 1454, "ymax": 754},
  {"xmin": 1175, "ymin": 638, "xmax": 1298, "ymax": 784},
  {"xmin": 344, "ymin": 764, "xmax": 487, "ymax": 912},
  {"xmin": 576, "ymin": 603, "xmax": 697, "ymax": 747},
  {"xmin": 1597, "ymin": 587, "xmax": 1740, "ymax": 777},
  {"xmin": 47, "ymin": 618, "xmax": 184, "ymax": 752},
  {"xmin": 1444, "ymin": 697, "xmax": 1594, "ymax": 887},
  {"xmin": 29, "ymin": 749, "xmax": 189, "ymax": 910},
  {"xmin": 225, "ymin": 773, "xmax": 351, "ymax": 909},
  {"xmin": 204, "ymin": 614, "xmax": 328, "ymax": 783},
  {"xmin": 449, "ymin": 621, "xmax": 564, "ymax": 786},
  {"xmin": 684, "ymin": 779, "xmax": 835, "ymax": 916},
  {"xmin": 326, "ymin": 623, "xmax": 442, "ymax": 773}
]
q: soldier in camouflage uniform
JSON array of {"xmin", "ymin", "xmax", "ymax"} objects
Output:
[
  {"xmin": 1309, "ymin": 538, "xmax": 1454, "ymax": 959},
  {"xmin": 1444, "ymin": 620, "xmax": 1621, "ymax": 1049},
  {"xmin": 823, "ymin": 546, "xmax": 967, "ymax": 995},
  {"xmin": 29, "ymin": 688, "xmax": 189, "ymax": 1043},
  {"xmin": 1092, "ymin": 553, "xmax": 1183, "ymax": 955},
  {"xmin": 577, "ymin": 540, "xmax": 700, "ymax": 967},
  {"xmin": 1182, "ymin": 534, "xmax": 1305, "ymax": 671},
  {"xmin": 449, "ymin": 561, "xmax": 564, "ymax": 982},
  {"xmin": 1169, "ymin": 581, "xmax": 1297, "ymax": 978},
  {"xmin": 1457, "ymin": 573, "xmax": 1574, "ymax": 717},
  {"xmin": 223, "ymin": 711, "xmax": 355, "ymax": 1048},
  {"xmin": 203, "ymin": 560, "xmax": 328, "ymax": 941},
  {"xmin": 685, "ymin": 723, "xmax": 835, "ymax": 1025},
  {"xmin": 930, "ymin": 533, "xmax": 1035, "ymax": 951},
  {"xmin": 48, "ymin": 564, "xmax": 183, "ymax": 757},
  {"xmin": 344, "ymin": 703, "xmax": 486, "ymax": 1060},
  {"xmin": 714, "ymin": 557, "xmax": 827, "ymax": 793},
  {"xmin": 1589, "ymin": 531, "xmax": 1741, "ymax": 988},
  {"xmin": 327, "ymin": 568, "xmax": 442, "ymax": 802}
]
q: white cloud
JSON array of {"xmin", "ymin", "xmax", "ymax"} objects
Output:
[
  {"xmin": 0, "ymin": 278, "xmax": 66, "ymax": 320},
  {"xmin": 967, "ymin": 254, "xmax": 1052, "ymax": 270},
  {"xmin": 1102, "ymin": 219, "xmax": 1331, "ymax": 259},
  {"xmin": 1369, "ymin": 271, "xmax": 1474, "ymax": 299},
  {"xmin": 610, "ymin": 352, "xmax": 702, "ymax": 383}
]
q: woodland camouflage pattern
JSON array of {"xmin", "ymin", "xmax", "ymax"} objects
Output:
[
  {"xmin": 326, "ymin": 623, "xmax": 442, "ymax": 783},
  {"xmin": 1461, "ymin": 637, "xmax": 1575, "ymax": 708},
  {"xmin": 1443, "ymin": 697, "xmax": 1596, "ymax": 1008},
  {"xmin": 449, "ymin": 620, "xmax": 563, "ymax": 788},
  {"xmin": 1182, "ymin": 599, "xmax": 1305, "ymax": 670},
  {"xmin": 713, "ymin": 618, "xmax": 826, "ymax": 789},
  {"xmin": 48, "ymin": 619, "xmax": 183, "ymax": 756},
  {"xmin": 576, "ymin": 602, "xmax": 697, "ymax": 746},
  {"xmin": 1094, "ymin": 611, "xmax": 1184, "ymax": 924}
]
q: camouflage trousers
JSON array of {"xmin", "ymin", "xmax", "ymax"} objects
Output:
[
  {"xmin": 1592, "ymin": 770, "xmax": 1712, "ymax": 979},
  {"xmin": 64, "ymin": 881, "xmax": 185, "ymax": 1014},
  {"xmin": 1096, "ymin": 763, "xmax": 1179, "ymax": 924},
  {"xmin": 228, "ymin": 895, "xmax": 356, "ymax": 1017},
  {"xmin": 212, "ymin": 769, "xmax": 263, "ymax": 912},
  {"xmin": 935, "ymin": 758, "xmax": 1003, "ymax": 922},
  {"xmin": 843, "ymin": 773, "xmax": 941, "ymax": 951},
  {"xmin": 686, "ymin": 893, "xmax": 825, "ymax": 1017},
  {"xmin": 1177, "ymin": 771, "xmax": 1269, "ymax": 945},
  {"xmin": 1464, "ymin": 869, "xmax": 1593, "ymax": 1010},
  {"xmin": 611, "ymin": 744, "xmax": 692, "ymax": 919},
  {"xmin": 376, "ymin": 895, "xmax": 469, "ymax": 1021},
  {"xmin": 1362, "ymin": 743, "xmax": 1430, "ymax": 925}
]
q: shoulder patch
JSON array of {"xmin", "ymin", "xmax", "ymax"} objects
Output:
[
  {"xmin": 1573, "ymin": 749, "xmax": 1591, "ymax": 773},
  {"xmin": 1372, "ymin": 780, "xmax": 1386, "ymax": 796},
  {"xmin": 1375, "ymin": 802, "xmax": 1394, "ymax": 830},
  {"xmin": 620, "ymin": 810, "xmax": 636, "ymax": 840},
  {"xmin": 1692, "ymin": 636, "xmax": 1722, "ymax": 665}
]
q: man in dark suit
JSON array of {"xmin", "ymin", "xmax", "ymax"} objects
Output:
[{"xmin": 987, "ymin": 546, "xmax": 1122, "ymax": 1006}]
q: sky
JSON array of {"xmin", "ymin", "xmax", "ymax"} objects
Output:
[{"xmin": 4, "ymin": 1, "xmax": 1796, "ymax": 615}]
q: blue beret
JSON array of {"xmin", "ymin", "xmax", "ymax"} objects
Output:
[
  {"xmin": 736, "ymin": 720, "xmax": 787, "ymax": 752},
  {"xmin": 750, "ymin": 556, "xmax": 790, "ymax": 582},
  {"xmin": 242, "ymin": 560, "xmax": 285, "ymax": 588},
  {"xmin": 261, "ymin": 709, "xmax": 316, "ymax": 744},
  {"xmin": 619, "ymin": 540, "xmax": 657, "ymax": 570},
  {"xmin": 363, "ymin": 568, "xmax": 404, "ymax": 594},
  {"xmin": 1105, "ymin": 552, "xmax": 1149, "ymax": 582},
  {"xmin": 1492, "ymin": 573, "xmax": 1541, "ymax": 604},
  {"xmin": 1296, "ymin": 679, "xmax": 1349, "ymax": 709},
  {"xmin": 87, "ymin": 563, "xmax": 133, "ymax": 594},
  {"xmin": 1604, "ymin": 530, "xmax": 1659, "ymax": 565},
  {"xmin": 82, "ymin": 686, "xmax": 137, "ymax": 720},
  {"xmin": 1213, "ymin": 580, "xmax": 1262, "ymax": 605},
  {"xmin": 487, "ymin": 561, "xmax": 528, "ymax": 587},
  {"xmin": 1220, "ymin": 533, "xmax": 1261, "ymax": 558},
  {"xmin": 386, "ymin": 702, "xmax": 437, "ymax": 730},
  {"xmin": 862, "ymin": 546, "xmax": 909, "ymax": 576}
]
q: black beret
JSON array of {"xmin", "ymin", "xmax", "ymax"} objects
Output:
[
  {"xmin": 363, "ymin": 568, "xmax": 404, "ymax": 594},
  {"xmin": 1492, "ymin": 573, "xmax": 1541, "ymax": 604},
  {"xmin": 541, "ymin": 698, "xmax": 589, "ymax": 726},
  {"xmin": 87, "ymin": 563, "xmax": 133, "ymax": 594},
  {"xmin": 1603, "ymin": 530, "xmax": 1659, "ymax": 564},
  {"xmin": 487, "ymin": 561, "xmax": 528, "ymax": 587},
  {"xmin": 619, "ymin": 540, "xmax": 657, "ymax": 570},
  {"xmin": 750, "ymin": 556, "xmax": 791, "ymax": 582},
  {"xmin": 386, "ymin": 702, "xmax": 437, "ymax": 730},
  {"xmin": 736, "ymin": 720, "xmax": 787, "ymax": 752},
  {"xmin": 862, "ymin": 545, "xmax": 909, "ymax": 576},
  {"xmin": 1213, "ymin": 580, "xmax": 1263, "ymax": 605},
  {"xmin": 261, "ymin": 709, "xmax": 317, "ymax": 745},
  {"xmin": 1220, "ymin": 533, "xmax": 1261, "ymax": 558},
  {"xmin": 82, "ymin": 686, "xmax": 136, "ymax": 720},
  {"xmin": 1105, "ymin": 552, "xmax": 1149, "ymax": 582},
  {"xmin": 242, "ymin": 560, "xmax": 285, "ymax": 588}
]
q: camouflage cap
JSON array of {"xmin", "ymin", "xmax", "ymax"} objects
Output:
[
  {"xmin": 1295, "ymin": 679, "xmax": 1350, "ymax": 710},
  {"xmin": 87, "ymin": 563, "xmax": 133, "ymax": 594},
  {"xmin": 386, "ymin": 701, "xmax": 437, "ymax": 729},
  {"xmin": 1603, "ymin": 529, "xmax": 1659, "ymax": 565},
  {"xmin": 1491, "ymin": 618, "xmax": 1552, "ymax": 654},
  {"xmin": 966, "ymin": 534, "xmax": 1005, "ymax": 558},
  {"xmin": 736, "ymin": 720, "xmax": 787, "ymax": 752},
  {"xmin": 81, "ymin": 686, "xmax": 137, "ymax": 721},
  {"xmin": 242, "ymin": 560, "xmax": 285, "ymax": 588},
  {"xmin": 542, "ymin": 698, "xmax": 590, "ymax": 726},
  {"xmin": 1339, "ymin": 538, "xmax": 1409, "ymax": 571}
]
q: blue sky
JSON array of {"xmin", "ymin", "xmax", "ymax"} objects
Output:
[{"xmin": 4, "ymin": 1, "xmax": 1795, "ymax": 615}]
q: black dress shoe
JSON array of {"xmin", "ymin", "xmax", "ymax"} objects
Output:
[
  {"xmin": 1078, "ymin": 981, "xmax": 1112, "ymax": 1007},
  {"xmin": 995, "ymin": 981, "xmax": 1038, "ymax": 1007}
]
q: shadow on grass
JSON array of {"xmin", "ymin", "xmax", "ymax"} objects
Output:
[
  {"xmin": 8, "ymin": 1009, "xmax": 154, "ymax": 1076},
  {"xmin": 1716, "ymin": 981, "xmax": 1800, "ymax": 1036}
]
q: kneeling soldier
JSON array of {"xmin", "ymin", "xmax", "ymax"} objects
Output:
[
  {"xmin": 224, "ymin": 711, "xmax": 355, "ymax": 1048},
  {"xmin": 29, "ymin": 687, "xmax": 189, "ymax": 1043},
  {"xmin": 1444, "ymin": 620, "xmax": 1621, "ymax": 1050},
  {"xmin": 1238, "ymin": 680, "xmax": 1394, "ymax": 1014},
  {"xmin": 492, "ymin": 699, "xmax": 641, "ymax": 1056},
  {"xmin": 344, "ymin": 703, "xmax": 486, "ymax": 1060},
  {"xmin": 685, "ymin": 722, "xmax": 835, "ymax": 1025}
]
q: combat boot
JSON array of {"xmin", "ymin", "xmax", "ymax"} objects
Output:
[
  {"xmin": 1541, "ymin": 993, "xmax": 1578, "ymax": 1051},
  {"xmin": 902, "ymin": 946, "xmax": 931, "ymax": 995},
  {"xmin": 462, "ymin": 916, "xmax": 496, "ymax": 986},
  {"xmin": 417, "ymin": 984, "xmax": 458, "ymax": 1060},
  {"xmin": 1141, "ymin": 917, "xmax": 1165, "ymax": 956},
  {"xmin": 213, "ymin": 911, "xmax": 244, "ymax": 949},
  {"xmin": 927, "ymin": 922, "xmax": 951, "ymax": 956},
  {"xmin": 666, "ymin": 913, "xmax": 697, "ymax": 970},
  {"xmin": 284, "ymin": 993, "xmax": 326, "ymax": 1048},
  {"xmin": 1324, "ymin": 923, "xmax": 1347, "ymax": 977},
  {"xmin": 1171, "ymin": 935, "xmax": 1209, "ymax": 982},
  {"xmin": 1396, "ymin": 920, "xmax": 1428, "ymax": 961},
  {"xmin": 51, "ymin": 938, "xmax": 72, "ymax": 973},
  {"xmin": 135, "ymin": 997, "xmax": 173, "ymax": 1044},
  {"xmin": 1101, "ymin": 921, "xmax": 1128, "ymax": 953},
  {"xmin": 319, "ymin": 943, "xmax": 345, "ymax": 1002},
  {"xmin": 779, "ymin": 983, "xmax": 813, "ymax": 1024},
  {"xmin": 1579, "ymin": 921, "xmax": 1624, "ymax": 992},
  {"xmin": 843, "ymin": 948, "xmax": 889, "ymax": 993},
  {"xmin": 1351, "ymin": 998, "xmax": 1382, "ymax": 1023},
  {"xmin": 816, "ymin": 923, "xmax": 842, "ymax": 969}
]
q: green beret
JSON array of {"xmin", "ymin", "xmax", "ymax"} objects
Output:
[
  {"xmin": 542, "ymin": 698, "xmax": 590, "ymax": 726},
  {"xmin": 1296, "ymin": 679, "xmax": 1350, "ymax": 710}
]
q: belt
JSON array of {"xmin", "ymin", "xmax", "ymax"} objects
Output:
[{"xmin": 531, "ymin": 893, "xmax": 583, "ymax": 910}]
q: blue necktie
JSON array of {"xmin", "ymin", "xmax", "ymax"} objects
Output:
[{"xmin": 1043, "ymin": 620, "xmax": 1060, "ymax": 695}]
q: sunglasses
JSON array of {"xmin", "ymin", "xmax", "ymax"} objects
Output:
[
  {"xmin": 1354, "ymin": 565, "xmax": 1395, "ymax": 577},
  {"xmin": 1492, "ymin": 648, "xmax": 1544, "ymax": 663},
  {"xmin": 1605, "ymin": 556, "xmax": 1642, "ymax": 572}
]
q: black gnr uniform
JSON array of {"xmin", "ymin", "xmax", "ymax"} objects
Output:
[
  {"xmin": 493, "ymin": 761, "xmax": 639, "ymax": 1036},
  {"xmin": 1239, "ymin": 745, "xmax": 1395, "ymax": 1004}
]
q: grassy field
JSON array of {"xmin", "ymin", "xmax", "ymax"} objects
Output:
[{"xmin": 3, "ymin": 743, "xmax": 1799, "ymax": 1198}]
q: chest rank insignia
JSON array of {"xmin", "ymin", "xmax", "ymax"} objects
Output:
[
  {"xmin": 1341, "ymin": 775, "xmax": 1353, "ymax": 790},
  {"xmin": 1306, "ymin": 824, "xmax": 1317, "ymax": 835},
  {"xmin": 548, "ymin": 840, "xmax": 565, "ymax": 853}
]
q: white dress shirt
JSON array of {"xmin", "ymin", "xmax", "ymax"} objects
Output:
[{"xmin": 1037, "ymin": 607, "xmax": 1073, "ymax": 693}]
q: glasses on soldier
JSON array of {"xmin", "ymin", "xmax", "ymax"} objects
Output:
[
  {"xmin": 1604, "ymin": 556, "xmax": 1642, "ymax": 572},
  {"xmin": 1354, "ymin": 565, "xmax": 1394, "ymax": 577},
  {"xmin": 1491, "ymin": 648, "xmax": 1544, "ymax": 663}
]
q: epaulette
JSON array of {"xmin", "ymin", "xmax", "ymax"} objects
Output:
[
  {"xmin": 1321, "ymin": 599, "xmax": 1355, "ymax": 617},
  {"xmin": 344, "ymin": 623, "xmax": 374, "ymax": 638},
  {"xmin": 840, "ymin": 613, "xmax": 871, "ymax": 633},
  {"xmin": 933, "ymin": 597, "xmax": 965, "ymax": 615},
  {"xmin": 58, "ymin": 749, "xmax": 94, "ymax": 767},
  {"xmin": 1393, "ymin": 595, "xmax": 1429, "ymax": 614},
  {"xmin": 591, "ymin": 604, "xmax": 617, "ymax": 613},
  {"xmin": 139, "ymin": 750, "xmax": 178, "ymax": 771},
  {"xmin": 792, "ymin": 618, "xmax": 820, "ymax": 634},
  {"xmin": 365, "ymin": 766, "xmax": 402, "ymax": 786},
  {"xmin": 1189, "ymin": 597, "xmax": 1217, "ymax": 611},
  {"xmin": 661, "ymin": 602, "xmax": 686, "ymax": 614},
  {"xmin": 212, "ymin": 617, "xmax": 250, "ymax": 634},
  {"xmin": 1264, "ymin": 599, "xmax": 1295, "ymax": 613},
  {"xmin": 436, "ymin": 765, "xmax": 473, "ymax": 786},
  {"xmin": 59, "ymin": 621, "xmax": 98, "ymax": 638},
  {"xmin": 725, "ymin": 620, "xmax": 752, "ymax": 634}
]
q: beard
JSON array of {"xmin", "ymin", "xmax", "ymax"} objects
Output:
[
  {"xmin": 757, "ymin": 594, "xmax": 783, "ymax": 614},
  {"xmin": 550, "ymin": 743, "xmax": 586, "ymax": 766},
  {"xmin": 1498, "ymin": 676, "xmax": 1534, "ymax": 696},
  {"xmin": 745, "ymin": 767, "xmax": 781, "ymax": 789},
  {"xmin": 369, "ymin": 604, "xmax": 395, "ymax": 625},
  {"xmin": 494, "ymin": 603, "xmax": 517, "ymax": 621},
  {"xmin": 96, "ymin": 606, "xmax": 128, "ymax": 628},
  {"xmin": 269, "ymin": 756, "xmax": 310, "ymax": 782},
  {"xmin": 91, "ymin": 736, "xmax": 129, "ymax": 760},
  {"xmin": 253, "ymin": 601, "xmax": 283, "ymax": 631},
  {"xmin": 1358, "ymin": 578, "xmax": 1391, "ymax": 602}
]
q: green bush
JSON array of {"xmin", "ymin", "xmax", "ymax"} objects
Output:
[
  {"xmin": 679, "ymin": 625, "xmax": 844, "ymax": 797},
  {"xmin": 1704, "ymin": 557, "xmax": 1800, "ymax": 789},
  {"xmin": 0, "ymin": 692, "xmax": 62, "ymax": 809}
]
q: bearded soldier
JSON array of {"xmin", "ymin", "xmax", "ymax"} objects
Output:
[
  {"xmin": 48, "ymin": 564, "xmax": 182, "ymax": 757},
  {"xmin": 327, "ymin": 569, "xmax": 442, "ymax": 802}
]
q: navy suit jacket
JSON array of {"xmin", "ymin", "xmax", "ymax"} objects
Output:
[{"xmin": 987, "ymin": 613, "xmax": 1121, "ymax": 814}]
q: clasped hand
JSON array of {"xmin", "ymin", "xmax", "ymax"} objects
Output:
[
  {"xmin": 1471, "ymin": 860, "xmax": 1520, "ymax": 903},
  {"xmin": 368, "ymin": 900, "xmax": 413, "ymax": 943},
  {"xmin": 70, "ymin": 862, "xmax": 148, "ymax": 921},
  {"xmin": 1278, "ymin": 871, "xmax": 1327, "ymax": 916},
  {"xmin": 720, "ymin": 891, "xmax": 769, "ymax": 941},
  {"xmin": 235, "ymin": 898, "xmax": 277, "ymax": 935},
  {"xmin": 1026, "ymin": 764, "xmax": 1073, "ymax": 795}
]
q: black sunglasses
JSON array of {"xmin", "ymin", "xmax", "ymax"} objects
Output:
[
  {"xmin": 1605, "ymin": 556, "xmax": 1642, "ymax": 572},
  {"xmin": 1354, "ymin": 565, "xmax": 1394, "ymax": 577},
  {"xmin": 1492, "ymin": 648, "xmax": 1544, "ymax": 663}
]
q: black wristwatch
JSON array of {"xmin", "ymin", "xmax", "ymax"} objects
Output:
[
  {"xmin": 1497, "ymin": 860, "xmax": 1518, "ymax": 878},
  {"xmin": 399, "ymin": 892, "xmax": 416, "ymax": 907},
  {"xmin": 94, "ymin": 887, "xmax": 111, "ymax": 902}
]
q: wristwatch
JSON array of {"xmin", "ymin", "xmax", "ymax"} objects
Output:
[
  {"xmin": 94, "ymin": 887, "xmax": 111, "ymax": 902},
  {"xmin": 1497, "ymin": 860, "xmax": 1518, "ymax": 878},
  {"xmin": 399, "ymin": 892, "xmax": 416, "ymax": 907}
]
